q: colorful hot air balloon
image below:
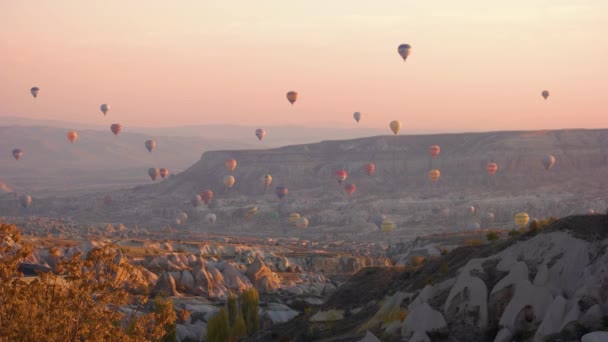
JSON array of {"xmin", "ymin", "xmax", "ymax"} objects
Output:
[
  {"xmin": 428, "ymin": 169, "xmax": 441, "ymax": 182},
  {"xmin": 275, "ymin": 185, "xmax": 288, "ymax": 200},
  {"xmin": 225, "ymin": 159, "xmax": 237, "ymax": 173},
  {"xmin": 542, "ymin": 155, "xmax": 556, "ymax": 171},
  {"xmin": 206, "ymin": 213, "xmax": 217, "ymax": 224},
  {"xmin": 148, "ymin": 168, "xmax": 160, "ymax": 181},
  {"xmin": 296, "ymin": 217, "xmax": 309, "ymax": 229},
  {"xmin": 145, "ymin": 140, "xmax": 156, "ymax": 152},
  {"xmin": 20, "ymin": 194, "xmax": 32, "ymax": 208},
  {"xmin": 334, "ymin": 170, "xmax": 347, "ymax": 185},
  {"xmin": 100, "ymin": 104, "xmax": 110, "ymax": 116},
  {"xmin": 12, "ymin": 149, "xmax": 22, "ymax": 161},
  {"xmin": 159, "ymin": 168, "xmax": 169, "ymax": 178},
  {"xmin": 255, "ymin": 128, "xmax": 266, "ymax": 141},
  {"xmin": 541, "ymin": 90, "xmax": 550, "ymax": 100},
  {"xmin": 223, "ymin": 175, "xmax": 235, "ymax": 188},
  {"xmin": 397, "ymin": 44, "xmax": 412, "ymax": 61},
  {"xmin": 110, "ymin": 124, "xmax": 122, "ymax": 136},
  {"xmin": 514, "ymin": 212, "xmax": 530, "ymax": 228},
  {"xmin": 353, "ymin": 112, "xmax": 361, "ymax": 123},
  {"xmin": 67, "ymin": 131, "xmax": 78, "ymax": 143},
  {"xmin": 364, "ymin": 163, "xmax": 376, "ymax": 176},
  {"xmin": 286, "ymin": 91, "xmax": 298, "ymax": 105},
  {"xmin": 429, "ymin": 145, "xmax": 441, "ymax": 158},
  {"xmin": 372, "ymin": 214, "xmax": 386, "ymax": 229},
  {"xmin": 200, "ymin": 190, "xmax": 213, "ymax": 206},
  {"xmin": 191, "ymin": 194, "xmax": 202, "ymax": 207},
  {"xmin": 486, "ymin": 162, "xmax": 498, "ymax": 176},
  {"xmin": 381, "ymin": 219, "xmax": 395, "ymax": 232},
  {"xmin": 261, "ymin": 174, "xmax": 272, "ymax": 188},
  {"xmin": 389, "ymin": 120, "xmax": 401, "ymax": 135},
  {"xmin": 30, "ymin": 87, "xmax": 40, "ymax": 98},
  {"xmin": 288, "ymin": 213, "xmax": 301, "ymax": 224},
  {"xmin": 344, "ymin": 183, "xmax": 356, "ymax": 196}
]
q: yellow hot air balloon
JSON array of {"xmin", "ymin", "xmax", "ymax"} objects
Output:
[
  {"xmin": 428, "ymin": 169, "xmax": 441, "ymax": 182},
  {"xmin": 381, "ymin": 219, "xmax": 395, "ymax": 232},
  {"xmin": 261, "ymin": 174, "xmax": 272, "ymax": 188},
  {"xmin": 389, "ymin": 120, "xmax": 401, "ymax": 135},
  {"xmin": 288, "ymin": 213, "xmax": 301, "ymax": 224},
  {"xmin": 296, "ymin": 217, "xmax": 309, "ymax": 229},
  {"xmin": 223, "ymin": 175, "xmax": 235, "ymax": 188},
  {"xmin": 514, "ymin": 212, "xmax": 530, "ymax": 229},
  {"xmin": 245, "ymin": 206, "xmax": 258, "ymax": 220},
  {"xmin": 67, "ymin": 131, "xmax": 78, "ymax": 143}
]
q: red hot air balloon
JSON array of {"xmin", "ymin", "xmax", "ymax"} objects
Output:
[
  {"xmin": 486, "ymin": 162, "xmax": 498, "ymax": 176},
  {"xmin": 159, "ymin": 168, "xmax": 169, "ymax": 178},
  {"xmin": 344, "ymin": 183, "xmax": 356, "ymax": 196},
  {"xmin": 200, "ymin": 190, "xmax": 213, "ymax": 206},
  {"xmin": 429, "ymin": 145, "xmax": 441, "ymax": 158},
  {"xmin": 334, "ymin": 170, "xmax": 347, "ymax": 185},
  {"xmin": 286, "ymin": 91, "xmax": 298, "ymax": 105},
  {"xmin": 110, "ymin": 124, "xmax": 122, "ymax": 136},
  {"xmin": 364, "ymin": 163, "xmax": 375, "ymax": 176},
  {"xmin": 225, "ymin": 159, "xmax": 237, "ymax": 173}
]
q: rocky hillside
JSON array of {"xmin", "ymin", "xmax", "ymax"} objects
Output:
[{"xmin": 251, "ymin": 215, "xmax": 608, "ymax": 341}]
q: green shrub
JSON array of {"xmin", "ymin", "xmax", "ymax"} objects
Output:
[
  {"xmin": 508, "ymin": 230, "xmax": 521, "ymax": 238},
  {"xmin": 486, "ymin": 231, "xmax": 500, "ymax": 242},
  {"xmin": 206, "ymin": 308, "xmax": 229, "ymax": 342}
]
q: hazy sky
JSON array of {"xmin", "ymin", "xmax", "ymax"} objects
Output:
[{"xmin": 0, "ymin": 1, "xmax": 607, "ymax": 131}]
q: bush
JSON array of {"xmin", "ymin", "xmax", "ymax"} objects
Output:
[
  {"xmin": 508, "ymin": 229, "xmax": 521, "ymax": 237},
  {"xmin": 206, "ymin": 308, "xmax": 229, "ymax": 342},
  {"xmin": 464, "ymin": 239, "xmax": 484, "ymax": 247},
  {"xmin": 0, "ymin": 223, "xmax": 176, "ymax": 342},
  {"xmin": 486, "ymin": 231, "xmax": 500, "ymax": 242}
]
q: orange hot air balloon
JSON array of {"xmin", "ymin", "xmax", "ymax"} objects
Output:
[
  {"xmin": 486, "ymin": 162, "xmax": 498, "ymax": 176},
  {"xmin": 286, "ymin": 91, "xmax": 298, "ymax": 105},
  {"xmin": 110, "ymin": 124, "xmax": 122, "ymax": 136},
  {"xmin": 67, "ymin": 131, "xmax": 78, "ymax": 143},
  {"xmin": 200, "ymin": 190, "xmax": 213, "ymax": 206},
  {"xmin": 364, "ymin": 163, "xmax": 375, "ymax": 176},
  {"xmin": 429, "ymin": 145, "xmax": 441, "ymax": 158},
  {"xmin": 344, "ymin": 183, "xmax": 356, "ymax": 196},
  {"xmin": 261, "ymin": 174, "xmax": 272, "ymax": 188},
  {"xmin": 159, "ymin": 168, "xmax": 169, "ymax": 178},
  {"xmin": 334, "ymin": 170, "xmax": 347, "ymax": 185},
  {"xmin": 389, "ymin": 120, "xmax": 401, "ymax": 135},
  {"xmin": 428, "ymin": 169, "xmax": 441, "ymax": 182},
  {"xmin": 225, "ymin": 159, "xmax": 237, "ymax": 173}
]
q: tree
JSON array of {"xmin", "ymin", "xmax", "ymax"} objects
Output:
[
  {"xmin": 230, "ymin": 310, "xmax": 247, "ymax": 341},
  {"xmin": 0, "ymin": 223, "xmax": 176, "ymax": 342},
  {"xmin": 206, "ymin": 308, "xmax": 230, "ymax": 342},
  {"xmin": 227, "ymin": 292, "xmax": 238, "ymax": 326},
  {"xmin": 241, "ymin": 287, "xmax": 260, "ymax": 334}
]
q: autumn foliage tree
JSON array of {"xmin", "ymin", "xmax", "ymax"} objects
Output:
[{"xmin": 0, "ymin": 223, "xmax": 176, "ymax": 341}]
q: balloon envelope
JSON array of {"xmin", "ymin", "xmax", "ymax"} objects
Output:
[
  {"xmin": 148, "ymin": 168, "xmax": 160, "ymax": 181},
  {"xmin": 100, "ymin": 104, "xmax": 109, "ymax": 115},
  {"xmin": 20, "ymin": 194, "xmax": 32, "ymax": 208},
  {"xmin": 364, "ymin": 163, "xmax": 376, "ymax": 176},
  {"xmin": 275, "ymin": 185, "xmax": 288, "ymax": 200},
  {"xmin": 288, "ymin": 213, "xmax": 301, "ymax": 224},
  {"xmin": 67, "ymin": 131, "xmax": 78, "ymax": 143},
  {"xmin": 428, "ymin": 169, "xmax": 441, "ymax": 182},
  {"xmin": 429, "ymin": 145, "xmax": 441, "ymax": 158},
  {"xmin": 261, "ymin": 174, "xmax": 272, "ymax": 187},
  {"xmin": 12, "ymin": 149, "xmax": 22, "ymax": 160},
  {"xmin": 30, "ymin": 87, "xmax": 40, "ymax": 98},
  {"xmin": 255, "ymin": 128, "xmax": 266, "ymax": 141},
  {"xmin": 159, "ymin": 168, "xmax": 169, "ymax": 178},
  {"xmin": 541, "ymin": 90, "xmax": 550, "ymax": 100},
  {"xmin": 205, "ymin": 213, "xmax": 217, "ymax": 224},
  {"xmin": 223, "ymin": 175, "xmax": 235, "ymax": 188},
  {"xmin": 397, "ymin": 44, "xmax": 412, "ymax": 61},
  {"xmin": 286, "ymin": 91, "xmax": 298, "ymax": 105},
  {"xmin": 334, "ymin": 170, "xmax": 347, "ymax": 184},
  {"xmin": 514, "ymin": 212, "xmax": 530, "ymax": 228},
  {"xmin": 296, "ymin": 217, "xmax": 309, "ymax": 229},
  {"xmin": 145, "ymin": 140, "xmax": 156, "ymax": 152},
  {"xmin": 344, "ymin": 183, "xmax": 356, "ymax": 196},
  {"xmin": 486, "ymin": 163, "xmax": 498, "ymax": 176},
  {"xmin": 200, "ymin": 190, "xmax": 213, "ymax": 205},
  {"xmin": 191, "ymin": 194, "xmax": 202, "ymax": 207},
  {"xmin": 353, "ymin": 112, "xmax": 361, "ymax": 123},
  {"xmin": 381, "ymin": 219, "xmax": 395, "ymax": 232},
  {"xmin": 389, "ymin": 120, "xmax": 401, "ymax": 135},
  {"xmin": 110, "ymin": 124, "xmax": 122, "ymax": 136},
  {"xmin": 542, "ymin": 155, "xmax": 556, "ymax": 171},
  {"xmin": 225, "ymin": 159, "xmax": 237, "ymax": 173}
]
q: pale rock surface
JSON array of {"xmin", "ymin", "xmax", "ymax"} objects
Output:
[
  {"xmin": 582, "ymin": 331, "xmax": 608, "ymax": 342},
  {"xmin": 401, "ymin": 303, "xmax": 447, "ymax": 339}
]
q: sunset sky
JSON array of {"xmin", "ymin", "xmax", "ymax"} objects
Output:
[{"xmin": 0, "ymin": 1, "xmax": 606, "ymax": 132}]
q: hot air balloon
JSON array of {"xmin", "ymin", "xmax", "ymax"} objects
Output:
[
  {"xmin": 103, "ymin": 194, "xmax": 113, "ymax": 206},
  {"xmin": 353, "ymin": 112, "xmax": 361, "ymax": 123},
  {"xmin": 429, "ymin": 145, "xmax": 441, "ymax": 158},
  {"xmin": 145, "ymin": 140, "xmax": 156, "ymax": 152},
  {"xmin": 174, "ymin": 218, "xmax": 181, "ymax": 226},
  {"xmin": 381, "ymin": 219, "xmax": 395, "ymax": 232},
  {"xmin": 541, "ymin": 90, "xmax": 550, "ymax": 100},
  {"xmin": 275, "ymin": 185, "xmax": 288, "ymax": 200},
  {"xmin": 486, "ymin": 162, "xmax": 498, "ymax": 176},
  {"xmin": 397, "ymin": 44, "xmax": 412, "ymax": 61},
  {"xmin": 206, "ymin": 213, "xmax": 217, "ymax": 224},
  {"xmin": 255, "ymin": 128, "xmax": 266, "ymax": 141},
  {"xmin": 67, "ymin": 131, "xmax": 78, "ymax": 143},
  {"xmin": 467, "ymin": 222, "xmax": 481, "ymax": 230},
  {"xmin": 30, "ymin": 87, "xmax": 40, "ymax": 98},
  {"xmin": 159, "ymin": 168, "xmax": 169, "ymax": 178},
  {"xmin": 296, "ymin": 217, "xmax": 309, "ymax": 229},
  {"xmin": 245, "ymin": 206, "xmax": 258, "ymax": 220},
  {"xmin": 225, "ymin": 159, "xmax": 237, "ymax": 173},
  {"xmin": 148, "ymin": 168, "xmax": 160, "ymax": 181},
  {"xmin": 289, "ymin": 213, "xmax": 301, "ymax": 224},
  {"xmin": 514, "ymin": 212, "xmax": 530, "ymax": 228},
  {"xmin": 389, "ymin": 120, "xmax": 401, "ymax": 135},
  {"xmin": 200, "ymin": 190, "xmax": 213, "ymax": 206},
  {"xmin": 20, "ymin": 194, "xmax": 32, "ymax": 208},
  {"xmin": 286, "ymin": 91, "xmax": 298, "ymax": 105},
  {"xmin": 372, "ymin": 214, "xmax": 387, "ymax": 229},
  {"xmin": 100, "ymin": 104, "xmax": 110, "ymax": 116},
  {"xmin": 542, "ymin": 155, "xmax": 556, "ymax": 171},
  {"xmin": 467, "ymin": 206, "xmax": 476, "ymax": 216},
  {"xmin": 344, "ymin": 183, "xmax": 356, "ymax": 196},
  {"xmin": 191, "ymin": 194, "xmax": 202, "ymax": 207},
  {"xmin": 484, "ymin": 212, "xmax": 495, "ymax": 223},
  {"xmin": 586, "ymin": 209, "xmax": 595, "ymax": 215},
  {"xmin": 261, "ymin": 174, "xmax": 272, "ymax": 188},
  {"xmin": 177, "ymin": 212, "xmax": 188, "ymax": 223},
  {"xmin": 110, "ymin": 124, "xmax": 122, "ymax": 136},
  {"xmin": 12, "ymin": 149, "xmax": 22, "ymax": 161},
  {"xmin": 364, "ymin": 163, "xmax": 375, "ymax": 176},
  {"xmin": 223, "ymin": 175, "xmax": 235, "ymax": 188},
  {"xmin": 428, "ymin": 169, "xmax": 441, "ymax": 182},
  {"xmin": 334, "ymin": 170, "xmax": 348, "ymax": 185}
]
